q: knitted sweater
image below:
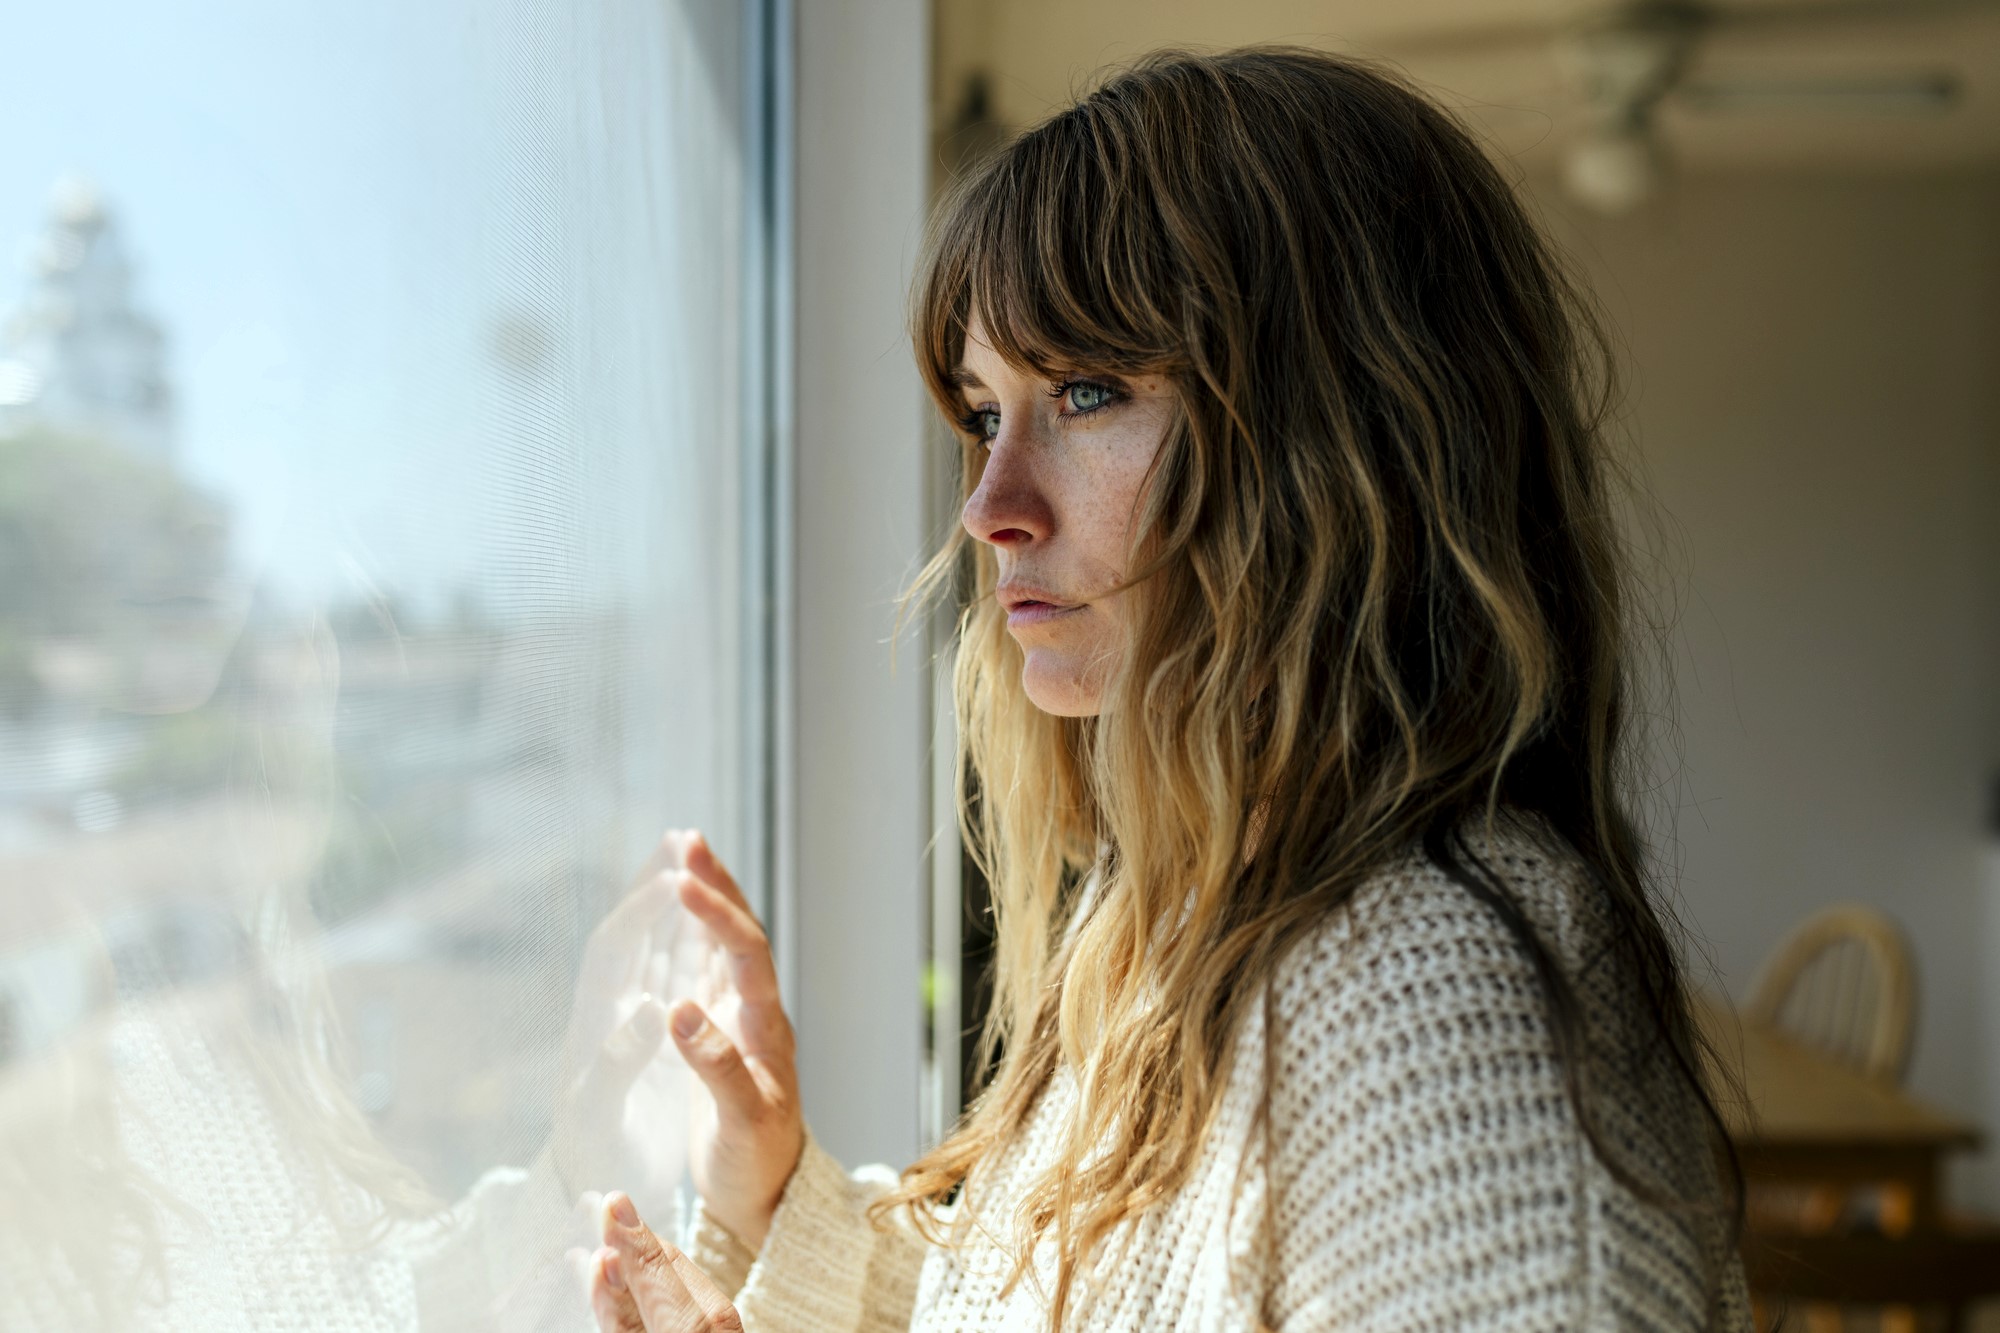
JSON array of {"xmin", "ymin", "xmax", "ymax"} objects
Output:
[
  {"xmin": 0, "ymin": 989, "xmax": 590, "ymax": 1332},
  {"xmin": 684, "ymin": 828, "xmax": 1751, "ymax": 1331}
]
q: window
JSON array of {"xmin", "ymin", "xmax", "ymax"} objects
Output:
[{"xmin": 0, "ymin": 1, "xmax": 773, "ymax": 1326}]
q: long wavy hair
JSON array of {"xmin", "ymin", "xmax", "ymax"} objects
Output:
[{"xmin": 884, "ymin": 47, "xmax": 1737, "ymax": 1326}]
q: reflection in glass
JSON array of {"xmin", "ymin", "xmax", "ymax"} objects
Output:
[{"xmin": 0, "ymin": 2, "xmax": 755, "ymax": 1328}]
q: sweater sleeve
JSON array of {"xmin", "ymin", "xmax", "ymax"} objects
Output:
[
  {"xmin": 683, "ymin": 1127, "xmax": 927, "ymax": 1333},
  {"xmin": 407, "ymin": 1146, "xmax": 600, "ymax": 1332},
  {"xmin": 1261, "ymin": 856, "xmax": 1746, "ymax": 1332}
]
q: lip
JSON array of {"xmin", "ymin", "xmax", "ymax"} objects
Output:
[{"xmin": 998, "ymin": 583, "xmax": 1084, "ymax": 629}]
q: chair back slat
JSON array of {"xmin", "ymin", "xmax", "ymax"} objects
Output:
[{"xmin": 1746, "ymin": 906, "xmax": 1915, "ymax": 1085}]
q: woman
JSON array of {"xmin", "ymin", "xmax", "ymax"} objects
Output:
[{"xmin": 588, "ymin": 47, "xmax": 1749, "ymax": 1331}]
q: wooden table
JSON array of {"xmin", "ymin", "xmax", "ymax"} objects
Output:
[
  {"xmin": 1696, "ymin": 996, "xmax": 2000, "ymax": 1324},
  {"xmin": 1694, "ymin": 992, "xmax": 1982, "ymax": 1227}
]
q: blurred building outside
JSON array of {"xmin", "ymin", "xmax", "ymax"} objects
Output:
[
  {"xmin": 0, "ymin": 177, "xmax": 174, "ymax": 462},
  {"xmin": 0, "ymin": 183, "xmax": 634, "ymax": 1193}
]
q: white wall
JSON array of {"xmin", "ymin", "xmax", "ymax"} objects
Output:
[
  {"xmin": 1537, "ymin": 172, "xmax": 2000, "ymax": 1204},
  {"xmin": 786, "ymin": 0, "xmax": 935, "ymax": 1170}
]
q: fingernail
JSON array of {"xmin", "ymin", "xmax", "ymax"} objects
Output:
[
  {"xmin": 671, "ymin": 1004, "xmax": 704, "ymax": 1040},
  {"xmin": 603, "ymin": 1249, "xmax": 627, "ymax": 1291},
  {"xmin": 609, "ymin": 1193, "xmax": 639, "ymax": 1227}
]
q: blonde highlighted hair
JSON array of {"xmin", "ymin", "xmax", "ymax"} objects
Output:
[{"xmin": 885, "ymin": 47, "xmax": 1734, "ymax": 1326}]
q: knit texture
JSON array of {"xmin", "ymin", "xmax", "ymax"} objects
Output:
[
  {"xmin": 690, "ymin": 824, "xmax": 1751, "ymax": 1331},
  {"xmin": 0, "ymin": 997, "xmax": 593, "ymax": 1332}
]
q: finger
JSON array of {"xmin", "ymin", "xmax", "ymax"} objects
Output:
[
  {"xmin": 684, "ymin": 833, "xmax": 751, "ymax": 915},
  {"xmin": 587, "ymin": 1247, "xmax": 646, "ymax": 1333},
  {"xmin": 665, "ymin": 1247, "xmax": 744, "ymax": 1331},
  {"xmin": 667, "ymin": 1002, "xmax": 771, "ymax": 1120},
  {"xmin": 677, "ymin": 876, "xmax": 781, "ymax": 1006},
  {"xmin": 585, "ymin": 877, "xmax": 683, "ymax": 992},
  {"xmin": 675, "ymin": 875, "xmax": 763, "ymax": 953},
  {"xmin": 603, "ymin": 1195, "xmax": 727, "ymax": 1333},
  {"xmin": 608, "ymin": 997, "xmax": 669, "ymax": 1071},
  {"xmin": 574, "ymin": 998, "xmax": 669, "ymax": 1125},
  {"xmin": 574, "ymin": 1190, "xmax": 607, "ymax": 1224},
  {"xmin": 641, "ymin": 943, "xmax": 674, "ymax": 1002},
  {"xmin": 597, "ymin": 829, "xmax": 702, "ymax": 964},
  {"xmin": 632, "ymin": 829, "xmax": 698, "ymax": 888},
  {"xmin": 673, "ymin": 881, "xmax": 793, "ymax": 1059},
  {"xmin": 594, "ymin": 873, "xmax": 682, "ymax": 948}
]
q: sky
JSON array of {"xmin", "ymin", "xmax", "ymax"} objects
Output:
[
  {"xmin": 2, "ymin": 2, "xmax": 475, "ymax": 603},
  {"xmin": 1, "ymin": 0, "xmax": 742, "ymax": 618}
]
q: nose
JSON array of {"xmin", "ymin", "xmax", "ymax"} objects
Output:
[{"xmin": 961, "ymin": 439, "xmax": 1052, "ymax": 548}]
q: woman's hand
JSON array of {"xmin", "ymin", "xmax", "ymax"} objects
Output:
[
  {"xmin": 588, "ymin": 1192, "xmax": 741, "ymax": 1333},
  {"xmin": 553, "ymin": 833, "xmax": 701, "ymax": 1221},
  {"xmin": 554, "ymin": 830, "xmax": 799, "ymax": 1248},
  {"xmin": 667, "ymin": 834, "xmax": 803, "ymax": 1250}
]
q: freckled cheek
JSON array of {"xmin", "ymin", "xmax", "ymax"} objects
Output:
[{"xmin": 1061, "ymin": 468, "xmax": 1140, "ymax": 576}]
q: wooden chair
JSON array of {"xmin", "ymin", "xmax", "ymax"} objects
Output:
[
  {"xmin": 1746, "ymin": 905, "xmax": 1916, "ymax": 1087},
  {"xmin": 1742, "ymin": 906, "xmax": 1927, "ymax": 1332}
]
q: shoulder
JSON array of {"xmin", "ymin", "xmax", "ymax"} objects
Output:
[
  {"xmin": 1256, "ymin": 829, "xmax": 1599, "ymax": 1327},
  {"xmin": 1254, "ymin": 818, "xmax": 1746, "ymax": 1330},
  {"xmin": 1261, "ymin": 816, "xmax": 1621, "ymax": 1183},
  {"xmin": 1267, "ymin": 814, "xmax": 1603, "ymax": 1050}
]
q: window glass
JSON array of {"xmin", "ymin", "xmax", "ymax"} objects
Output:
[{"xmin": 0, "ymin": 2, "xmax": 758, "ymax": 1328}]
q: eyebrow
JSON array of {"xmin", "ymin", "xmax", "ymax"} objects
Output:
[{"xmin": 946, "ymin": 366, "xmax": 986, "ymax": 391}]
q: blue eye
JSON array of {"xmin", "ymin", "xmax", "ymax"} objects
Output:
[
  {"xmin": 1052, "ymin": 377, "xmax": 1121, "ymax": 415},
  {"xmin": 957, "ymin": 407, "xmax": 1000, "ymax": 442},
  {"xmin": 1066, "ymin": 381, "xmax": 1113, "ymax": 412}
]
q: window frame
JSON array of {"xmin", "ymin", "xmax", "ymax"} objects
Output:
[{"xmin": 771, "ymin": 0, "xmax": 942, "ymax": 1170}]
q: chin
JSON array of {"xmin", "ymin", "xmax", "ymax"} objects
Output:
[{"xmin": 1020, "ymin": 652, "xmax": 1106, "ymax": 718}]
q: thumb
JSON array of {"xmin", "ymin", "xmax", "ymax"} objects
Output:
[
  {"xmin": 585, "ymin": 1246, "xmax": 647, "ymax": 1333},
  {"xmin": 668, "ymin": 1000, "xmax": 765, "ymax": 1120},
  {"xmin": 580, "ymin": 998, "xmax": 669, "ymax": 1107},
  {"xmin": 600, "ymin": 1193, "xmax": 741, "ymax": 1332}
]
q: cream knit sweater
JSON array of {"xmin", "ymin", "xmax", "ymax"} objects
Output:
[{"xmin": 684, "ymin": 828, "xmax": 1751, "ymax": 1331}]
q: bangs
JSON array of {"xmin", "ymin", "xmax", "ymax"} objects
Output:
[{"xmin": 914, "ymin": 97, "xmax": 1186, "ymax": 417}]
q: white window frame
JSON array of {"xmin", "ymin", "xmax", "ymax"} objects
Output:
[{"xmin": 766, "ymin": 0, "xmax": 941, "ymax": 1171}]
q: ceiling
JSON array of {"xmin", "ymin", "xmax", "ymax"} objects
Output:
[{"xmin": 934, "ymin": 0, "xmax": 2000, "ymax": 174}]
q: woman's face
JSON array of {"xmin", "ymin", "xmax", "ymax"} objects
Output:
[{"xmin": 955, "ymin": 315, "xmax": 1174, "ymax": 717}]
